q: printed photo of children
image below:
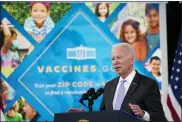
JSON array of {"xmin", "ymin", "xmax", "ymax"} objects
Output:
[
  {"xmin": 5, "ymin": 101, "xmax": 23, "ymax": 121},
  {"xmin": 0, "ymin": 78, "xmax": 16, "ymax": 113},
  {"xmin": 144, "ymin": 48, "xmax": 162, "ymax": 83},
  {"xmin": 95, "ymin": 3, "xmax": 110, "ymax": 22},
  {"xmin": 85, "ymin": 2, "xmax": 119, "ymax": 22},
  {"xmin": 110, "ymin": 3, "xmax": 160, "ymax": 61},
  {"xmin": 2, "ymin": 2, "xmax": 72, "ymax": 43},
  {"xmin": 149, "ymin": 56, "xmax": 161, "ymax": 81},
  {"xmin": 119, "ymin": 19, "xmax": 147, "ymax": 62},
  {"xmin": 23, "ymin": 101, "xmax": 40, "ymax": 121},
  {"xmin": 145, "ymin": 3, "xmax": 160, "ymax": 55},
  {"xmin": 24, "ymin": 2, "xmax": 55, "ymax": 43},
  {"xmin": 5, "ymin": 97, "xmax": 40, "ymax": 122},
  {"xmin": 0, "ymin": 17, "xmax": 33, "ymax": 77}
]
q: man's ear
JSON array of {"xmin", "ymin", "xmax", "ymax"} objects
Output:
[{"xmin": 130, "ymin": 56, "xmax": 134, "ymax": 65}]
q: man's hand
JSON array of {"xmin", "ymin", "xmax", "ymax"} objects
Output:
[{"xmin": 129, "ymin": 103, "xmax": 144, "ymax": 118}]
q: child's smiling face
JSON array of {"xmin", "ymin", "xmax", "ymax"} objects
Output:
[
  {"xmin": 123, "ymin": 25, "xmax": 137, "ymax": 44},
  {"xmin": 7, "ymin": 108, "xmax": 16, "ymax": 117},
  {"xmin": 98, "ymin": 3, "xmax": 108, "ymax": 17},
  {"xmin": 146, "ymin": 9, "xmax": 159, "ymax": 28},
  {"xmin": 150, "ymin": 59, "xmax": 160, "ymax": 75},
  {"xmin": 31, "ymin": 3, "xmax": 49, "ymax": 27}
]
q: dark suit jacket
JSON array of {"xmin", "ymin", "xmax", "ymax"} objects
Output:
[{"xmin": 100, "ymin": 71, "xmax": 166, "ymax": 122}]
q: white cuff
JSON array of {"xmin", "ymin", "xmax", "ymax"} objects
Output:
[{"xmin": 142, "ymin": 110, "xmax": 150, "ymax": 121}]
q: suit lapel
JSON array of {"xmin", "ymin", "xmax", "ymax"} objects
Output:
[{"xmin": 121, "ymin": 71, "xmax": 140, "ymax": 109}]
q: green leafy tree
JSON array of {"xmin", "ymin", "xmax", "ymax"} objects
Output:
[
  {"xmin": 127, "ymin": 3, "xmax": 148, "ymax": 28},
  {"xmin": 17, "ymin": 97, "xmax": 26, "ymax": 119}
]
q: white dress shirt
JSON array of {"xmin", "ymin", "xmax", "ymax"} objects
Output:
[{"xmin": 112, "ymin": 70, "xmax": 150, "ymax": 121}]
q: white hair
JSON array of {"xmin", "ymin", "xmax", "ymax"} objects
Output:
[{"xmin": 113, "ymin": 43, "xmax": 135, "ymax": 58}]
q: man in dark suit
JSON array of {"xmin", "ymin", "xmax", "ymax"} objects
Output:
[{"xmin": 100, "ymin": 43, "xmax": 166, "ymax": 122}]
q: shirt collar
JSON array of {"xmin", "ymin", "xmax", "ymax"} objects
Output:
[{"xmin": 119, "ymin": 70, "xmax": 136, "ymax": 83}]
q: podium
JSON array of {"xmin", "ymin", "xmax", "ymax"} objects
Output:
[{"xmin": 54, "ymin": 110, "xmax": 146, "ymax": 122}]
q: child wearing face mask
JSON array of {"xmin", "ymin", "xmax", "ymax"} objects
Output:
[
  {"xmin": 24, "ymin": 2, "xmax": 55, "ymax": 43},
  {"xmin": 0, "ymin": 18, "xmax": 21, "ymax": 77},
  {"xmin": 95, "ymin": 3, "xmax": 110, "ymax": 22},
  {"xmin": 119, "ymin": 19, "xmax": 147, "ymax": 62},
  {"xmin": 145, "ymin": 3, "xmax": 160, "ymax": 54}
]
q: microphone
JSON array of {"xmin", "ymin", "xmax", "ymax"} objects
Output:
[
  {"xmin": 95, "ymin": 88, "xmax": 104, "ymax": 99},
  {"xmin": 79, "ymin": 88, "xmax": 95, "ymax": 104},
  {"xmin": 79, "ymin": 88, "xmax": 104, "ymax": 112},
  {"xmin": 86, "ymin": 88, "xmax": 95, "ymax": 97},
  {"xmin": 91, "ymin": 88, "xmax": 104, "ymax": 100}
]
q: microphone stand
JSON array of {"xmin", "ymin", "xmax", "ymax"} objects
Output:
[
  {"xmin": 88, "ymin": 94, "xmax": 96, "ymax": 111},
  {"xmin": 79, "ymin": 88, "xmax": 104, "ymax": 112},
  {"xmin": 80, "ymin": 98, "xmax": 93, "ymax": 111},
  {"xmin": 88, "ymin": 98, "xmax": 94, "ymax": 111},
  {"xmin": 79, "ymin": 100, "xmax": 89, "ymax": 109}
]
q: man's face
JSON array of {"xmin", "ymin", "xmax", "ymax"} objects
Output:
[{"xmin": 112, "ymin": 46, "xmax": 133, "ymax": 76}]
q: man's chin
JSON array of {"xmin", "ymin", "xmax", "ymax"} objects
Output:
[
  {"xmin": 115, "ymin": 69, "xmax": 121, "ymax": 73},
  {"xmin": 114, "ymin": 68, "xmax": 119, "ymax": 72}
]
